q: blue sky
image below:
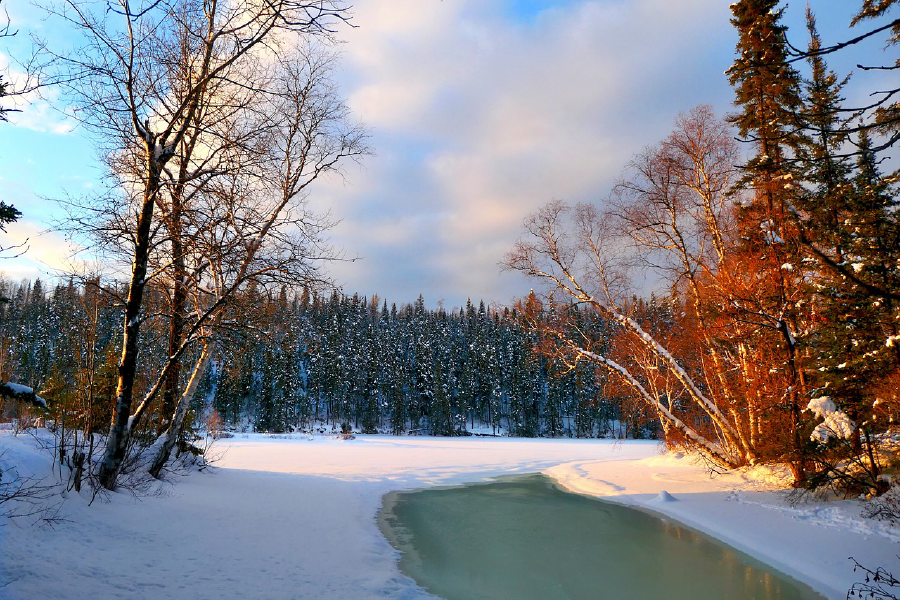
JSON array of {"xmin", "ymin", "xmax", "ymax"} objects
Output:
[{"xmin": 0, "ymin": 0, "xmax": 892, "ymax": 309}]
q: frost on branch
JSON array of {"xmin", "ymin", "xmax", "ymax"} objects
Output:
[{"xmin": 805, "ymin": 397, "xmax": 854, "ymax": 443}]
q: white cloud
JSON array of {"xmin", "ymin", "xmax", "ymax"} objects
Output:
[
  {"xmin": 319, "ymin": 0, "xmax": 735, "ymax": 306},
  {"xmin": 1, "ymin": 0, "xmax": 874, "ymax": 309},
  {"xmin": 0, "ymin": 53, "xmax": 78, "ymax": 135},
  {"xmin": 0, "ymin": 220, "xmax": 88, "ymax": 281}
]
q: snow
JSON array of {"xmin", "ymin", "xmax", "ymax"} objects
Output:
[
  {"xmin": 3, "ymin": 383, "xmax": 33, "ymax": 395},
  {"xmin": 807, "ymin": 396, "xmax": 839, "ymax": 417},
  {"xmin": 805, "ymin": 397, "xmax": 855, "ymax": 443},
  {"xmin": 2, "ymin": 432, "xmax": 896, "ymax": 600},
  {"xmin": 0, "ymin": 382, "xmax": 47, "ymax": 407},
  {"xmin": 652, "ymin": 490, "xmax": 678, "ymax": 503}
]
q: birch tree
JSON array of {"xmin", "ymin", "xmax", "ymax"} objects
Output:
[
  {"xmin": 505, "ymin": 198, "xmax": 750, "ymax": 468},
  {"xmin": 38, "ymin": 0, "xmax": 350, "ymax": 489},
  {"xmin": 146, "ymin": 47, "xmax": 367, "ymax": 477},
  {"xmin": 505, "ymin": 107, "xmax": 793, "ymax": 468},
  {"xmin": 726, "ymin": 0, "xmax": 813, "ymax": 481}
]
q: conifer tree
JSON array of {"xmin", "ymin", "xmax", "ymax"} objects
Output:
[
  {"xmin": 727, "ymin": 0, "xmax": 811, "ymax": 481},
  {"xmin": 797, "ymin": 9, "xmax": 853, "ymax": 235},
  {"xmin": 727, "ymin": 0, "xmax": 806, "ymax": 204},
  {"xmin": 807, "ymin": 126, "xmax": 900, "ymax": 491},
  {"xmin": 0, "ymin": 202, "xmax": 19, "ymax": 231},
  {"xmin": 797, "ymin": 9, "xmax": 863, "ymax": 461}
]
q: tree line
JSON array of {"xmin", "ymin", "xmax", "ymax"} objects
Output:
[{"xmin": 0, "ymin": 277, "xmax": 676, "ymax": 444}]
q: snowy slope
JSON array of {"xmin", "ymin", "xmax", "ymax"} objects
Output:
[{"xmin": 1, "ymin": 432, "xmax": 895, "ymax": 599}]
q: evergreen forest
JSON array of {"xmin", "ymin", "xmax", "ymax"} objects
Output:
[{"xmin": 1, "ymin": 278, "xmax": 672, "ymax": 440}]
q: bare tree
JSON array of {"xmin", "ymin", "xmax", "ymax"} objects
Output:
[
  {"xmin": 146, "ymin": 46, "xmax": 367, "ymax": 477},
  {"xmin": 505, "ymin": 199, "xmax": 748, "ymax": 468},
  {"xmin": 613, "ymin": 106, "xmax": 766, "ymax": 463},
  {"xmin": 0, "ymin": 1, "xmax": 25, "ymax": 260},
  {"xmin": 506, "ymin": 107, "xmax": 779, "ymax": 469},
  {"xmin": 37, "ymin": 0, "xmax": 352, "ymax": 489},
  {"xmin": 0, "ymin": 0, "xmax": 19, "ymax": 123},
  {"xmin": 0, "ymin": 201, "xmax": 26, "ymax": 263}
]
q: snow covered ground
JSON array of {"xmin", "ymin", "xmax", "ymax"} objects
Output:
[{"xmin": 1, "ymin": 432, "xmax": 896, "ymax": 599}]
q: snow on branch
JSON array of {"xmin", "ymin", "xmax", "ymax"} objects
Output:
[
  {"xmin": 572, "ymin": 346, "xmax": 737, "ymax": 468},
  {"xmin": 0, "ymin": 382, "xmax": 48, "ymax": 408},
  {"xmin": 805, "ymin": 397, "xmax": 854, "ymax": 443}
]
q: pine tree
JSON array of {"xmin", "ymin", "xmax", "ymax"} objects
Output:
[
  {"xmin": 808, "ymin": 126, "xmax": 900, "ymax": 491},
  {"xmin": 727, "ymin": 0, "xmax": 812, "ymax": 482}
]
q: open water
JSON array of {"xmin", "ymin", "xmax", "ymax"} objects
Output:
[{"xmin": 379, "ymin": 474, "xmax": 825, "ymax": 600}]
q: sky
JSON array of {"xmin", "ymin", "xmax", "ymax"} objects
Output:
[{"xmin": 0, "ymin": 0, "xmax": 892, "ymax": 310}]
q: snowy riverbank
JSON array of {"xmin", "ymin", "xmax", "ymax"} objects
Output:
[{"xmin": 1, "ymin": 432, "xmax": 896, "ymax": 599}]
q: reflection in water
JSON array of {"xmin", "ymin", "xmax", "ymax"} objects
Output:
[{"xmin": 379, "ymin": 474, "xmax": 824, "ymax": 600}]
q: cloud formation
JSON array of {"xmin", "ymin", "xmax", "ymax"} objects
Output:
[
  {"xmin": 10, "ymin": 0, "xmax": 870, "ymax": 309},
  {"xmin": 310, "ymin": 0, "xmax": 736, "ymax": 309},
  {"xmin": 0, "ymin": 219, "xmax": 85, "ymax": 281},
  {"xmin": 0, "ymin": 54, "xmax": 77, "ymax": 135}
]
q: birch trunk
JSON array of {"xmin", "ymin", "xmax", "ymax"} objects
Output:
[
  {"xmin": 148, "ymin": 340, "xmax": 214, "ymax": 479},
  {"xmin": 97, "ymin": 178, "xmax": 158, "ymax": 490}
]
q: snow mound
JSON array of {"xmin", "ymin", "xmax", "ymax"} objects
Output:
[
  {"xmin": 652, "ymin": 490, "xmax": 678, "ymax": 503},
  {"xmin": 0, "ymin": 381, "xmax": 48, "ymax": 407}
]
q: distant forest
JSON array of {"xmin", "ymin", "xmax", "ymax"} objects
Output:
[{"xmin": 0, "ymin": 277, "xmax": 668, "ymax": 439}]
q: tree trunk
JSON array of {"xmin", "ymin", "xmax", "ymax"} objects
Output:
[
  {"xmin": 159, "ymin": 196, "xmax": 187, "ymax": 435},
  {"xmin": 98, "ymin": 170, "xmax": 159, "ymax": 490},
  {"xmin": 148, "ymin": 340, "xmax": 214, "ymax": 479}
]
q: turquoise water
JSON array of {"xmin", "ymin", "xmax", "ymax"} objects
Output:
[{"xmin": 379, "ymin": 474, "xmax": 825, "ymax": 600}]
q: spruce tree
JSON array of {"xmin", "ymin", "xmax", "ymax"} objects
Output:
[
  {"xmin": 727, "ymin": 0, "xmax": 812, "ymax": 482},
  {"xmin": 727, "ymin": 0, "xmax": 805, "ymax": 198},
  {"xmin": 798, "ymin": 9, "xmax": 859, "ymax": 448},
  {"xmin": 809, "ymin": 129, "xmax": 900, "ymax": 491},
  {"xmin": 851, "ymin": 0, "xmax": 900, "ymax": 159},
  {"xmin": 796, "ymin": 9, "xmax": 853, "ymax": 238},
  {"xmin": 789, "ymin": 10, "xmax": 899, "ymax": 493}
]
